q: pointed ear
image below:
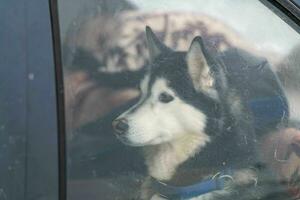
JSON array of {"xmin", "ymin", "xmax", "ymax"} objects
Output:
[
  {"xmin": 186, "ymin": 36, "xmax": 216, "ymax": 97},
  {"xmin": 145, "ymin": 26, "xmax": 170, "ymax": 61}
]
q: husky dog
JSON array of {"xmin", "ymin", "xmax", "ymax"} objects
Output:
[{"xmin": 112, "ymin": 26, "xmax": 290, "ymax": 200}]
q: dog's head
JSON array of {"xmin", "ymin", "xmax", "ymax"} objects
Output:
[{"xmin": 112, "ymin": 26, "xmax": 223, "ymax": 146}]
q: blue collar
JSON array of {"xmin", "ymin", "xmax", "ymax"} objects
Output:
[{"xmin": 151, "ymin": 169, "xmax": 233, "ymax": 200}]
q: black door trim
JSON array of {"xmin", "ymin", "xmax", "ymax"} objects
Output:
[
  {"xmin": 49, "ymin": 1, "xmax": 67, "ymax": 200},
  {"xmin": 261, "ymin": 0, "xmax": 300, "ymax": 33}
]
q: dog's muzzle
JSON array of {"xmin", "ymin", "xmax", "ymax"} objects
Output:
[{"xmin": 112, "ymin": 118, "xmax": 129, "ymax": 135}]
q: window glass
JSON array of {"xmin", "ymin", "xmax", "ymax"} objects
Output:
[
  {"xmin": 57, "ymin": 1, "xmax": 300, "ymax": 199},
  {"xmin": 293, "ymin": 0, "xmax": 300, "ymax": 7}
]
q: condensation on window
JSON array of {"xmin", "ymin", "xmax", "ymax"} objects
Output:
[{"xmin": 58, "ymin": 1, "xmax": 300, "ymax": 199}]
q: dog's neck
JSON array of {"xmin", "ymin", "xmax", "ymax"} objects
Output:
[
  {"xmin": 143, "ymin": 129, "xmax": 257, "ymax": 186},
  {"xmin": 143, "ymin": 133, "xmax": 210, "ymax": 182}
]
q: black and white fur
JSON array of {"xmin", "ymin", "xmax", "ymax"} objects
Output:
[{"xmin": 112, "ymin": 26, "xmax": 290, "ymax": 200}]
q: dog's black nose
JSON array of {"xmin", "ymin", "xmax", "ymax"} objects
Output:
[{"xmin": 112, "ymin": 118, "xmax": 129, "ymax": 135}]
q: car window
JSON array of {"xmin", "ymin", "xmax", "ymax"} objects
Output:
[
  {"xmin": 57, "ymin": 1, "xmax": 300, "ymax": 199},
  {"xmin": 293, "ymin": 0, "xmax": 300, "ymax": 7}
]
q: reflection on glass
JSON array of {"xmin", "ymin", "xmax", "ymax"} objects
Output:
[{"xmin": 58, "ymin": 1, "xmax": 300, "ymax": 199}]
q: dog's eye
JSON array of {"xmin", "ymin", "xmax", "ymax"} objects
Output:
[{"xmin": 159, "ymin": 92, "xmax": 174, "ymax": 103}]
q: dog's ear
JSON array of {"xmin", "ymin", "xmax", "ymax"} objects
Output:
[
  {"xmin": 186, "ymin": 36, "xmax": 216, "ymax": 97},
  {"xmin": 146, "ymin": 26, "xmax": 170, "ymax": 61}
]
